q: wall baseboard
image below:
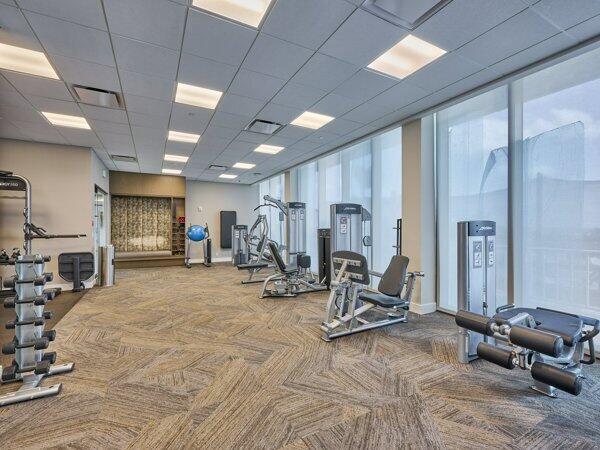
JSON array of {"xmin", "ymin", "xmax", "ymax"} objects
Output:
[
  {"xmin": 189, "ymin": 257, "xmax": 231, "ymax": 264},
  {"xmin": 410, "ymin": 301, "xmax": 437, "ymax": 315}
]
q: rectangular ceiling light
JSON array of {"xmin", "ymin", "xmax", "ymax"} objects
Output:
[
  {"xmin": 192, "ymin": 0, "xmax": 273, "ymax": 28},
  {"xmin": 0, "ymin": 43, "xmax": 59, "ymax": 79},
  {"xmin": 219, "ymin": 173, "xmax": 238, "ymax": 179},
  {"xmin": 41, "ymin": 112, "xmax": 90, "ymax": 129},
  {"xmin": 232, "ymin": 162, "xmax": 256, "ymax": 169},
  {"xmin": 164, "ymin": 154, "xmax": 189, "ymax": 163},
  {"xmin": 254, "ymin": 144, "xmax": 284, "ymax": 155},
  {"xmin": 290, "ymin": 111, "xmax": 334, "ymax": 130},
  {"xmin": 175, "ymin": 82, "xmax": 222, "ymax": 109},
  {"xmin": 168, "ymin": 130, "xmax": 200, "ymax": 144},
  {"xmin": 368, "ymin": 34, "xmax": 446, "ymax": 79},
  {"xmin": 162, "ymin": 168, "xmax": 182, "ymax": 175}
]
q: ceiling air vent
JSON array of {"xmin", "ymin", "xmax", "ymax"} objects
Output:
[
  {"xmin": 111, "ymin": 154, "xmax": 137, "ymax": 163},
  {"xmin": 361, "ymin": 0, "xmax": 451, "ymax": 30},
  {"xmin": 208, "ymin": 164, "xmax": 228, "ymax": 171},
  {"xmin": 245, "ymin": 119, "xmax": 283, "ymax": 135},
  {"xmin": 73, "ymin": 85, "xmax": 123, "ymax": 109}
]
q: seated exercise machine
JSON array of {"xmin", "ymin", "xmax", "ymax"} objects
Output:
[
  {"xmin": 185, "ymin": 224, "xmax": 212, "ymax": 268},
  {"xmin": 236, "ymin": 210, "xmax": 277, "ymax": 284},
  {"xmin": 259, "ymin": 242, "xmax": 327, "ymax": 298},
  {"xmin": 321, "ymin": 251, "xmax": 423, "ymax": 341},
  {"xmin": 0, "ymin": 170, "xmax": 85, "ymax": 406},
  {"xmin": 455, "ymin": 220, "xmax": 599, "ymax": 397}
]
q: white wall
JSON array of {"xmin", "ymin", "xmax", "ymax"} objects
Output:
[
  {"xmin": 186, "ymin": 180, "xmax": 259, "ymax": 262},
  {"xmin": 0, "ymin": 139, "xmax": 95, "ymax": 290}
]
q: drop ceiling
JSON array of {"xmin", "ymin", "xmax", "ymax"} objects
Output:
[{"xmin": 0, "ymin": 0, "xmax": 599, "ymax": 183}]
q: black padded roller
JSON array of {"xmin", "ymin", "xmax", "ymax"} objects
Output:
[
  {"xmin": 455, "ymin": 310, "xmax": 494, "ymax": 336},
  {"xmin": 531, "ymin": 362, "xmax": 582, "ymax": 395},
  {"xmin": 477, "ymin": 342, "xmax": 516, "ymax": 369},
  {"xmin": 510, "ymin": 326, "xmax": 563, "ymax": 357}
]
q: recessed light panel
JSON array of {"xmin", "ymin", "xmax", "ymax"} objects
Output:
[
  {"xmin": 290, "ymin": 111, "xmax": 334, "ymax": 130},
  {"xmin": 192, "ymin": 0, "xmax": 273, "ymax": 28},
  {"xmin": 0, "ymin": 43, "xmax": 59, "ymax": 79},
  {"xmin": 233, "ymin": 162, "xmax": 256, "ymax": 169},
  {"xmin": 368, "ymin": 34, "xmax": 446, "ymax": 79},
  {"xmin": 219, "ymin": 173, "xmax": 238, "ymax": 179},
  {"xmin": 168, "ymin": 130, "xmax": 200, "ymax": 144},
  {"xmin": 175, "ymin": 82, "xmax": 222, "ymax": 109},
  {"xmin": 41, "ymin": 112, "xmax": 90, "ymax": 129},
  {"xmin": 162, "ymin": 168, "xmax": 182, "ymax": 175},
  {"xmin": 254, "ymin": 144, "xmax": 284, "ymax": 155},
  {"xmin": 164, "ymin": 154, "xmax": 189, "ymax": 162}
]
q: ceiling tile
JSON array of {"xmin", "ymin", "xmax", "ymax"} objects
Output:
[
  {"xmin": 0, "ymin": 3, "xmax": 42, "ymax": 51},
  {"xmin": 112, "ymin": 35, "xmax": 179, "ymax": 80},
  {"xmin": 124, "ymin": 94, "xmax": 172, "ymax": 117},
  {"xmin": 0, "ymin": 91, "xmax": 29, "ymax": 108},
  {"xmin": 16, "ymin": 0, "xmax": 107, "ymax": 30},
  {"xmin": 80, "ymin": 104, "xmax": 128, "ymax": 123},
  {"xmin": 531, "ymin": 0, "xmax": 600, "ymax": 30},
  {"xmin": 97, "ymin": 130, "xmax": 133, "ymax": 147},
  {"xmin": 128, "ymin": 111, "xmax": 169, "ymax": 130},
  {"xmin": 566, "ymin": 12, "xmax": 600, "ymax": 42},
  {"xmin": 272, "ymin": 82, "xmax": 327, "ymax": 110},
  {"xmin": 103, "ymin": 0, "xmax": 186, "ymax": 50},
  {"xmin": 25, "ymin": 95, "xmax": 81, "ymax": 114},
  {"xmin": 370, "ymin": 81, "xmax": 429, "ymax": 110},
  {"xmin": 319, "ymin": 9, "xmax": 407, "ymax": 66},
  {"xmin": 25, "ymin": 11, "xmax": 114, "ymax": 66},
  {"xmin": 455, "ymin": 9, "xmax": 562, "ymax": 67},
  {"xmin": 210, "ymin": 110, "xmax": 251, "ymax": 130},
  {"xmin": 236, "ymin": 130, "xmax": 269, "ymax": 144},
  {"xmin": 302, "ymin": 130, "xmax": 338, "ymax": 144},
  {"xmin": 225, "ymin": 140, "xmax": 254, "ymax": 154},
  {"xmin": 275, "ymin": 125, "xmax": 314, "ymax": 141},
  {"xmin": 195, "ymin": 135, "xmax": 231, "ymax": 152},
  {"xmin": 405, "ymin": 54, "xmax": 484, "ymax": 92},
  {"xmin": 203, "ymin": 124, "xmax": 240, "ymax": 140},
  {"xmin": 258, "ymin": 102, "xmax": 303, "ymax": 124},
  {"xmin": 290, "ymin": 52, "xmax": 359, "ymax": 91},
  {"xmin": 341, "ymin": 101, "xmax": 393, "ymax": 124},
  {"xmin": 178, "ymin": 53, "xmax": 237, "ymax": 91},
  {"xmin": 217, "ymin": 93, "xmax": 265, "ymax": 117},
  {"xmin": 131, "ymin": 124, "xmax": 166, "ymax": 142},
  {"xmin": 170, "ymin": 103, "xmax": 212, "ymax": 133},
  {"xmin": 0, "ymin": 0, "xmax": 18, "ymax": 6},
  {"xmin": 490, "ymin": 32, "xmax": 577, "ymax": 76},
  {"xmin": 242, "ymin": 34, "xmax": 314, "ymax": 81},
  {"xmin": 332, "ymin": 69, "xmax": 398, "ymax": 102},
  {"xmin": 2, "ymin": 71, "xmax": 73, "ymax": 101},
  {"xmin": 265, "ymin": 134, "xmax": 300, "ymax": 147},
  {"xmin": 311, "ymin": 92, "xmax": 363, "ymax": 117},
  {"xmin": 183, "ymin": 9, "xmax": 256, "ymax": 66},
  {"xmin": 89, "ymin": 118, "xmax": 131, "ymax": 135},
  {"xmin": 59, "ymin": 128, "xmax": 103, "ymax": 147},
  {"xmin": 49, "ymin": 54, "xmax": 120, "ymax": 92},
  {"xmin": 0, "ymin": 75, "xmax": 16, "ymax": 92},
  {"xmin": 413, "ymin": 0, "xmax": 527, "ymax": 51},
  {"xmin": 119, "ymin": 69, "xmax": 174, "ymax": 101},
  {"xmin": 318, "ymin": 118, "xmax": 362, "ymax": 135},
  {"xmin": 228, "ymin": 69, "xmax": 287, "ymax": 101},
  {"xmin": 261, "ymin": 0, "xmax": 355, "ymax": 50}
]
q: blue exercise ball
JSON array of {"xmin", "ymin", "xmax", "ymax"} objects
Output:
[{"xmin": 187, "ymin": 225, "xmax": 206, "ymax": 242}]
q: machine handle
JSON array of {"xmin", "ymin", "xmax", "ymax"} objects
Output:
[{"xmin": 496, "ymin": 304, "xmax": 514, "ymax": 313}]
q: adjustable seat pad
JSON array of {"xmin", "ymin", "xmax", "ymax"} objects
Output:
[
  {"xmin": 268, "ymin": 242, "xmax": 297, "ymax": 274},
  {"xmin": 358, "ymin": 291, "xmax": 409, "ymax": 307},
  {"xmin": 494, "ymin": 307, "xmax": 584, "ymax": 347},
  {"xmin": 358, "ymin": 255, "xmax": 410, "ymax": 308},
  {"xmin": 237, "ymin": 262, "xmax": 269, "ymax": 270}
]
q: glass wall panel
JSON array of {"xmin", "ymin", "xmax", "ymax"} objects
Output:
[
  {"xmin": 436, "ymin": 87, "xmax": 509, "ymax": 312},
  {"xmin": 258, "ymin": 174, "xmax": 285, "ymax": 245},
  {"xmin": 519, "ymin": 48, "xmax": 600, "ymax": 320}
]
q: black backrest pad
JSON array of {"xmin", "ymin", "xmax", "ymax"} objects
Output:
[
  {"xmin": 268, "ymin": 242, "xmax": 287, "ymax": 271},
  {"xmin": 297, "ymin": 254, "xmax": 311, "ymax": 269},
  {"xmin": 378, "ymin": 255, "xmax": 409, "ymax": 297},
  {"xmin": 220, "ymin": 211, "xmax": 236, "ymax": 249},
  {"xmin": 58, "ymin": 252, "xmax": 95, "ymax": 282},
  {"xmin": 331, "ymin": 251, "xmax": 369, "ymax": 285}
]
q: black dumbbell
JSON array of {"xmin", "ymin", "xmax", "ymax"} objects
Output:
[
  {"xmin": 3, "ymin": 276, "xmax": 16, "ymax": 289},
  {"xmin": 42, "ymin": 351, "xmax": 56, "ymax": 364},
  {"xmin": 34, "ymin": 360, "xmax": 51, "ymax": 375},
  {"xmin": 1, "ymin": 364, "xmax": 17, "ymax": 382},
  {"xmin": 43, "ymin": 330, "xmax": 56, "ymax": 342}
]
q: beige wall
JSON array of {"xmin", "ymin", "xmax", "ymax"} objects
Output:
[
  {"xmin": 0, "ymin": 139, "xmax": 95, "ymax": 287},
  {"xmin": 110, "ymin": 171, "xmax": 185, "ymax": 197},
  {"xmin": 186, "ymin": 180, "xmax": 259, "ymax": 261},
  {"xmin": 402, "ymin": 118, "xmax": 437, "ymax": 314}
]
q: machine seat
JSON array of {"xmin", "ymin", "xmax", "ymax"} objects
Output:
[
  {"xmin": 494, "ymin": 307, "xmax": 584, "ymax": 347},
  {"xmin": 268, "ymin": 242, "xmax": 298, "ymax": 275},
  {"xmin": 237, "ymin": 262, "xmax": 269, "ymax": 270},
  {"xmin": 358, "ymin": 291, "xmax": 408, "ymax": 308}
]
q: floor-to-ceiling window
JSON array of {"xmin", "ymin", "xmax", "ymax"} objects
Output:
[
  {"xmin": 436, "ymin": 87, "xmax": 509, "ymax": 312},
  {"xmin": 292, "ymin": 127, "xmax": 402, "ymax": 273},
  {"xmin": 518, "ymin": 48, "xmax": 600, "ymax": 320},
  {"xmin": 258, "ymin": 174, "xmax": 285, "ymax": 245}
]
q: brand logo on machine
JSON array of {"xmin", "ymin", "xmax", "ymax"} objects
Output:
[{"xmin": 479, "ymin": 226, "xmax": 493, "ymax": 231}]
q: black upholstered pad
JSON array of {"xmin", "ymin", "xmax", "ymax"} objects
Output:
[
  {"xmin": 268, "ymin": 242, "xmax": 297, "ymax": 274},
  {"xmin": 359, "ymin": 291, "xmax": 408, "ymax": 308},
  {"xmin": 378, "ymin": 255, "xmax": 409, "ymax": 297},
  {"xmin": 494, "ymin": 307, "xmax": 583, "ymax": 347}
]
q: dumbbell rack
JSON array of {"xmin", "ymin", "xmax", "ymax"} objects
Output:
[{"xmin": 0, "ymin": 254, "xmax": 73, "ymax": 407}]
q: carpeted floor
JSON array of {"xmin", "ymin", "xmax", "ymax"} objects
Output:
[{"xmin": 0, "ymin": 265, "xmax": 599, "ymax": 449}]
